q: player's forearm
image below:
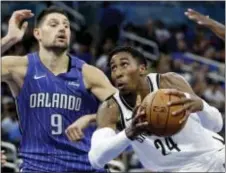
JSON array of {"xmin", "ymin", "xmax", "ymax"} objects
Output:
[
  {"xmin": 88, "ymin": 128, "xmax": 130, "ymax": 169},
  {"xmin": 208, "ymin": 20, "xmax": 225, "ymax": 40},
  {"xmin": 197, "ymin": 100, "xmax": 223, "ymax": 132},
  {"xmin": 1, "ymin": 35, "xmax": 18, "ymax": 54}
]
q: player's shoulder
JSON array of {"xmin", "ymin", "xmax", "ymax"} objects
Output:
[
  {"xmin": 97, "ymin": 95, "xmax": 120, "ymax": 127},
  {"xmin": 101, "ymin": 96, "xmax": 119, "ymax": 111},
  {"xmin": 160, "ymin": 72, "xmax": 183, "ymax": 80},
  {"xmin": 98, "ymin": 94, "xmax": 121, "ymax": 116},
  {"xmin": 146, "ymin": 72, "xmax": 182, "ymax": 87},
  {"xmin": 159, "ymin": 72, "xmax": 185, "ymax": 87}
]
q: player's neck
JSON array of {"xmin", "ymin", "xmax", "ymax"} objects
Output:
[
  {"xmin": 120, "ymin": 77, "xmax": 150, "ymax": 109},
  {"xmin": 38, "ymin": 47, "xmax": 69, "ymax": 73},
  {"xmin": 120, "ymin": 93, "xmax": 137, "ymax": 109},
  {"xmin": 137, "ymin": 76, "xmax": 150, "ymax": 101}
]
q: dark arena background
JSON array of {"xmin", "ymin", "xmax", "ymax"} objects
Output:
[{"xmin": 1, "ymin": 1, "xmax": 225, "ymax": 172}]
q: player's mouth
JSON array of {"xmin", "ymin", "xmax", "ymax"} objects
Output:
[
  {"xmin": 56, "ymin": 35, "xmax": 67, "ymax": 41},
  {"xmin": 116, "ymin": 82, "xmax": 126, "ymax": 90}
]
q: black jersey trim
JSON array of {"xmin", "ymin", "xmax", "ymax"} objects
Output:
[
  {"xmin": 112, "ymin": 96, "xmax": 126, "ymax": 129},
  {"xmin": 156, "ymin": 73, "xmax": 160, "ymax": 89}
]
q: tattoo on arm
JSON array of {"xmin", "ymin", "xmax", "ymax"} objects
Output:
[{"xmin": 96, "ymin": 98, "xmax": 119, "ymax": 129}]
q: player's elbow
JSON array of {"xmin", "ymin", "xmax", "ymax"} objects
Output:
[
  {"xmin": 88, "ymin": 149, "xmax": 105, "ymax": 169},
  {"xmin": 208, "ymin": 108, "xmax": 223, "ymax": 133},
  {"xmin": 199, "ymin": 101, "xmax": 224, "ymax": 133},
  {"xmin": 213, "ymin": 112, "xmax": 223, "ymax": 133}
]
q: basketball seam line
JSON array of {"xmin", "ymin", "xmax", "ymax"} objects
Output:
[
  {"xmin": 149, "ymin": 92, "xmax": 158, "ymax": 130},
  {"xmin": 164, "ymin": 94, "xmax": 171, "ymax": 136}
]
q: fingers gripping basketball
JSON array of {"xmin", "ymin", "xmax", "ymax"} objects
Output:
[{"xmin": 144, "ymin": 89, "xmax": 188, "ymax": 137}]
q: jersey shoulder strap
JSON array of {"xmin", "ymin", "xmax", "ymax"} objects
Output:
[
  {"xmin": 112, "ymin": 91, "xmax": 133, "ymax": 129},
  {"xmin": 147, "ymin": 73, "xmax": 160, "ymax": 92}
]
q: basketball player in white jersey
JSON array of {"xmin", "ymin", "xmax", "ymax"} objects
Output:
[{"xmin": 89, "ymin": 46, "xmax": 225, "ymax": 172}]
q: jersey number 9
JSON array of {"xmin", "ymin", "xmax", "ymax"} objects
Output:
[{"xmin": 51, "ymin": 114, "xmax": 63, "ymax": 135}]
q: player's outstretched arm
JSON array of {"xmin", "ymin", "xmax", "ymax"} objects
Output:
[
  {"xmin": 83, "ymin": 64, "xmax": 117, "ymax": 102},
  {"xmin": 185, "ymin": 8, "xmax": 225, "ymax": 41},
  {"xmin": 65, "ymin": 65, "xmax": 117, "ymax": 141},
  {"xmin": 1, "ymin": 9, "xmax": 34, "ymax": 54},
  {"xmin": 88, "ymin": 97, "xmax": 131, "ymax": 169},
  {"xmin": 162, "ymin": 72, "xmax": 223, "ymax": 132},
  {"xmin": 65, "ymin": 113, "xmax": 96, "ymax": 141}
]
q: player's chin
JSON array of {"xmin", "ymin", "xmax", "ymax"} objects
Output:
[
  {"xmin": 118, "ymin": 87, "xmax": 131, "ymax": 94},
  {"xmin": 54, "ymin": 43, "xmax": 69, "ymax": 49}
]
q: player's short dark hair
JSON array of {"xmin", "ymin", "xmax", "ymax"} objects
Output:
[
  {"xmin": 108, "ymin": 46, "xmax": 147, "ymax": 67},
  {"xmin": 35, "ymin": 6, "xmax": 68, "ymax": 27}
]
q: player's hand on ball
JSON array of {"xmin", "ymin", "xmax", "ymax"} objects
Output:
[
  {"xmin": 65, "ymin": 115, "xmax": 92, "ymax": 141},
  {"xmin": 1, "ymin": 150, "xmax": 7, "ymax": 166},
  {"xmin": 7, "ymin": 9, "xmax": 34, "ymax": 42},
  {"xmin": 165, "ymin": 89, "xmax": 203, "ymax": 116},
  {"xmin": 185, "ymin": 8, "xmax": 212, "ymax": 26},
  {"xmin": 125, "ymin": 94, "xmax": 151, "ymax": 140}
]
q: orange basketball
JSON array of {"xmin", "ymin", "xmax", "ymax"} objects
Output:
[{"xmin": 142, "ymin": 89, "xmax": 187, "ymax": 137}]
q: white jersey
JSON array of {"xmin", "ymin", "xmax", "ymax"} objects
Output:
[{"xmin": 113, "ymin": 73, "xmax": 225, "ymax": 172}]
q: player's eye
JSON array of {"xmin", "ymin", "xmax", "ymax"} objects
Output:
[
  {"xmin": 50, "ymin": 23, "xmax": 57, "ymax": 27},
  {"xmin": 64, "ymin": 24, "xmax": 69, "ymax": 29},
  {"xmin": 111, "ymin": 65, "xmax": 117, "ymax": 71},
  {"xmin": 63, "ymin": 22, "xmax": 69, "ymax": 28},
  {"xmin": 121, "ymin": 62, "xmax": 128, "ymax": 67}
]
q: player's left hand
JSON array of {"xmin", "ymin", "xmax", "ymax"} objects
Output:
[
  {"xmin": 185, "ymin": 8, "xmax": 212, "ymax": 26},
  {"xmin": 7, "ymin": 9, "xmax": 34, "ymax": 42},
  {"xmin": 164, "ymin": 89, "xmax": 203, "ymax": 116},
  {"xmin": 65, "ymin": 115, "xmax": 93, "ymax": 141}
]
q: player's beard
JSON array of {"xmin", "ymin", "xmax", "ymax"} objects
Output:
[{"xmin": 45, "ymin": 39, "xmax": 69, "ymax": 53}]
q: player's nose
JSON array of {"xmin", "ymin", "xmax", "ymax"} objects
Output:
[
  {"xmin": 114, "ymin": 69, "xmax": 123, "ymax": 79},
  {"xmin": 58, "ymin": 25, "xmax": 67, "ymax": 33}
]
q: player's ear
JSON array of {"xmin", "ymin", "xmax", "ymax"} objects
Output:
[
  {"xmin": 139, "ymin": 64, "xmax": 147, "ymax": 76},
  {"xmin": 33, "ymin": 28, "xmax": 41, "ymax": 41}
]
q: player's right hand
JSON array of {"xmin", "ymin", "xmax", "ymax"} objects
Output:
[
  {"xmin": 65, "ymin": 115, "xmax": 94, "ymax": 141},
  {"xmin": 125, "ymin": 94, "xmax": 151, "ymax": 140},
  {"xmin": 7, "ymin": 9, "xmax": 34, "ymax": 42}
]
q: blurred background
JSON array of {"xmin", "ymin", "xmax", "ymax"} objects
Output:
[{"xmin": 1, "ymin": 1, "xmax": 225, "ymax": 172}]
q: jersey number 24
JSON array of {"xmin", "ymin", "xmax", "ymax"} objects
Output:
[{"xmin": 154, "ymin": 137, "xmax": 181, "ymax": 156}]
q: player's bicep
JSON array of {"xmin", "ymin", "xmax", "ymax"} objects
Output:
[
  {"xmin": 161, "ymin": 72, "xmax": 195, "ymax": 95},
  {"xmin": 96, "ymin": 98, "xmax": 119, "ymax": 130},
  {"xmin": 2, "ymin": 56, "xmax": 15, "ymax": 81},
  {"xmin": 1, "ymin": 55, "xmax": 27, "ymax": 82}
]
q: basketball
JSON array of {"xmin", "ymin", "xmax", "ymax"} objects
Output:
[{"xmin": 143, "ymin": 89, "xmax": 187, "ymax": 137}]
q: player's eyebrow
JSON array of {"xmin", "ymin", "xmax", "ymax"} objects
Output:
[
  {"xmin": 48, "ymin": 18, "xmax": 69, "ymax": 24},
  {"xmin": 110, "ymin": 60, "xmax": 114, "ymax": 65},
  {"xmin": 120, "ymin": 57, "xmax": 129, "ymax": 61},
  {"xmin": 63, "ymin": 18, "xmax": 70, "ymax": 24},
  {"xmin": 48, "ymin": 18, "xmax": 58, "ymax": 23},
  {"xmin": 110, "ymin": 56, "xmax": 129, "ymax": 65}
]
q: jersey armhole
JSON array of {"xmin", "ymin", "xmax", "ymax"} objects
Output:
[
  {"xmin": 15, "ymin": 54, "xmax": 34, "ymax": 100},
  {"xmin": 111, "ymin": 96, "xmax": 126, "ymax": 130}
]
